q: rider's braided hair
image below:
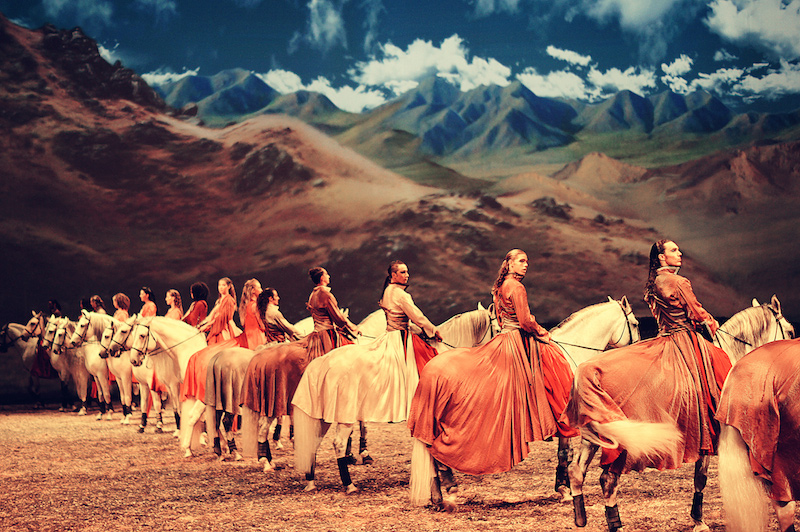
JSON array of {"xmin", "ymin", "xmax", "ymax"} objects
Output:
[
  {"xmin": 643, "ymin": 239, "xmax": 670, "ymax": 304},
  {"xmin": 492, "ymin": 249, "xmax": 525, "ymax": 297}
]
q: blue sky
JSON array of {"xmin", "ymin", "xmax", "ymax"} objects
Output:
[{"xmin": 2, "ymin": 0, "xmax": 799, "ymax": 112}]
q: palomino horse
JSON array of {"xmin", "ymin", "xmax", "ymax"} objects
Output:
[
  {"xmin": 717, "ymin": 338, "xmax": 800, "ymax": 532},
  {"xmin": 39, "ymin": 317, "xmax": 93, "ymax": 416},
  {"xmin": 0, "ymin": 316, "xmax": 70, "ymax": 408},
  {"xmin": 408, "ymin": 297, "xmax": 640, "ymax": 509},
  {"xmin": 126, "ymin": 317, "xmax": 209, "ymax": 453},
  {"xmin": 50, "ymin": 318, "xmax": 115, "ymax": 420},
  {"xmin": 292, "ymin": 305, "xmax": 499, "ymax": 493},
  {"xmin": 567, "ymin": 296, "xmax": 795, "ymax": 532}
]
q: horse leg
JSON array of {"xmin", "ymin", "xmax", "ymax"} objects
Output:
[
  {"xmin": 221, "ymin": 411, "xmax": 243, "ymax": 461},
  {"xmin": 137, "ymin": 383, "xmax": 150, "ymax": 433},
  {"xmin": 556, "ymin": 436, "xmax": 574, "ymax": 502},
  {"xmin": 599, "ymin": 453, "xmax": 626, "ymax": 532},
  {"xmin": 772, "ymin": 500, "xmax": 796, "ymax": 532},
  {"xmin": 59, "ymin": 379, "xmax": 73, "ymax": 412},
  {"xmin": 332, "ymin": 422, "xmax": 358, "ymax": 493},
  {"xmin": 359, "ymin": 421, "xmax": 374, "ymax": 465},
  {"xmin": 180, "ymin": 399, "xmax": 206, "ymax": 457},
  {"xmin": 28, "ymin": 374, "xmax": 43, "ymax": 409},
  {"xmin": 691, "ymin": 456, "xmax": 711, "ymax": 532},
  {"xmin": 569, "ymin": 439, "xmax": 599, "ymax": 527},
  {"xmin": 257, "ymin": 416, "xmax": 275, "ymax": 471},
  {"xmin": 272, "ymin": 416, "xmax": 284, "ymax": 450}
]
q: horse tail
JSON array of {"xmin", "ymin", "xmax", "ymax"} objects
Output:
[
  {"xmin": 293, "ymin": 407, "xmax": 330, "ymax": 475},
  {"xmin": 239, "ymin": 406, "xmax": 259, "ymax": 459},
  {"xmin": 718, "ymin": 423, "xmax": 769, "ymax": 532},
  {"xmin": 409, "ymin": 438, "xmax": 437, "ymax": 506},
  {"xmin": 582, "ymin": 419, "xmax": 683, "ymax": 462}
]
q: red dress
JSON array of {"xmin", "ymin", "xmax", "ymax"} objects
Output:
[
  {"xmin": 408, "ymin": 277, "xmax": 576, "ymax": 475},
  {"xmin": 237, "ymin": 300, "xmax": 266, "ymax": 349},
  {"xmin": 562, "ymin": 267, "xmax": 732, "ymax": 471},
  {"xmin": 716, "ymin": 338, "xmax": 800, "ymax": 502},
  {"xmin": 241, "ymin": 287, "xmax": 353, "ymax": 418},
  {"xmin": 182, "ymin": 301, "xmax": 208, "ymax": 327}
]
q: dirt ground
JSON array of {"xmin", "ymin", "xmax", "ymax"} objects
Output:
[{"xmin": 0, "ymin": 404, "xmax": 793, "ymax": 532}]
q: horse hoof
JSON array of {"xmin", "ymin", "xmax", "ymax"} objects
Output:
[
  {"xmin": 303, "ymin": 482, "xmax": 316, "ymax": 492},
  {"xmin": 155, "ymin": 426, "xmax": 164, "ymax": 434},
  {"xmin": 121, "ymin": 415, "xmax": 131, "ymax": 425},
  {"xmin": 182, "ymin": 449, "xmax": 193, "ymax": 458},
  {"xmin": 77, "ymin": 408, "xmax": 87, "ymax": 416},
  {"xmin": 199, "ymin": 432, "xmax": 209, "ymax": 446},
  {"xmin": 361, "ymin": 454, "xmax": 374, "ymax": 465},
  {"xmin": 558, "ymin": 485, "xmax": 573, "ymax": 502},
  {"xmin": 275, "ymin": 440, "xmax": 284, "ymax": 450},
  {"xmin": 692, "ymin": 523, "xmax": 710, "ymax": 532},
  {"xmin": 58, "ymin": 406, "xmax": 65, "ymax": 412},
  {"xmin": 95, "ymin": 413, "xmax": 103, "ymax": 421},
  {"xmin": 137, "ymin": 426, "xmax": 145, "ymax": 434},
  {"xmin": 173, "ymin": 430, "xmax": 180, "ymax": 438},
  {"xmin": 233, "ymin": 451, "xmax": 243, "ymax": 462},
  {"xmin": 263, "ymin": 461, "xmax": 274, "ymax": 472},
  {"xmin": 345, "ymin": 484, "xmax": 358, "ymax": 494}
]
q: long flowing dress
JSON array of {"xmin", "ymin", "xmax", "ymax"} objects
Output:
[
  {"xmin": 181, "ymin": 295, "xmax": 237, "ymax": 402},
  {"xmin": 237, "ymin": 300, "xmax": 266, "ymax": 350},
  {"xmin": 291, "ymin": 282, "xmax": 438, "ymax": 424},
  {"xmin": 562, "ymin": 266, "xmax": 733, "ymax": 472},
  {"xmin": 241, "ymin": 286, "xmax": 354, "ymax": 419},
  {"xmin": 408, "ymin": 276, "xmax": 576, "ymax": 475},
  {"xmin": 182, "ymin": 301, "xmax": 208, "ymax": 327},
  {"xmin": 716, "ymin": 338, "xmax": 800, "ymax": 502}
]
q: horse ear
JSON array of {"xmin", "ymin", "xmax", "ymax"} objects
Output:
[
  {"xmin": 82, "ymin": 309, "xmax": 89, "ymax": 317},
  {"xmin": 478, "ymin": 301, "xmax": 485, "ymax": 310},
  {"xmin": 751, "ymin": 298, "xmax": 760, "ymax": 307},
  {"xmin": 771, "ymin": 294, "xmax": 781, "ymax": 312},
  {"xmin": 620, "ymin": 295, "xmax": 629, "ymax": 307},
  {"xmin": 607, "ymin": 295, "xmax": 614, "ymax": 302}
]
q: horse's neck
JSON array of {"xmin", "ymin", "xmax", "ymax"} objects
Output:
[
  {"xmin": 721, "ymin": 307, "xmax": 773, "ymax": 363},
  {"xmin": 8, "ymin": 324, "xmax": 32, "ymax": 348},
  {"xmin": 551, "ymin": 304, "xmax": 614, "ymax": 348},
  {"xmin": 438, "ymin": 310, "xmax": 486, "ymax": 346},
  {"xmin": 149, "ymin": 320, "xmax": 204, "ymax": 377},
  {"xmin": 89, "ymin": 315, "xmax": 113, "ymax": 341}
]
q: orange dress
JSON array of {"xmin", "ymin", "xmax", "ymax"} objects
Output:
[
  {"xmin": 164, "ymin": 307, "xmax": 182, "ymax": 320},
  {"xmin": 716, "ymin": 338, "xmax": 800, "ymax": 502},
  {"xmin": 563, "ymin": 267, "xmax": 732, "ymax": 472},
  {"xmin": 182, "ymin": 301, "xmax": 208, "ymax": 327},
  {"xmin": 181, "ymin": 295, "xmax": 237, "ymax": 402},
  {"xmin": 237, "ymin": 300, "xmax": 266, "ymax": 349},
  {"xmin": 241, "ymin": 287, "xmax": 353, "ymax": 418},
  {"xmin": 408, "ymin": 277, "xmax": 576, "ymax": 475}
]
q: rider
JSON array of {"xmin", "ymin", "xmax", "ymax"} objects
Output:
[
  {"xmin": 164, "ymin": 289, "xmax": 183, "ymax": 320},
  {"xmin": 236, "ymin": 279, "xmax": 266, "ymax": 349},
  {"xmin": 182, "ymin": 282, "xmax": 209, "ymax": 327},
  {"xmin": 257, "ymin": 287, "xmax": 301, "ymax": 343},
  {"xmin": 139, "ymin": 287, "xmax": 157, "ymax": 318}
]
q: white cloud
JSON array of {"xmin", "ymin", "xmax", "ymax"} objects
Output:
[
  {"xmin": 580, "ymin": 0, "xmax": 685, "ymax": 30},
  {"xmin": 713, "ymin": 48, "xmax": 738, "ymax": 62},
  {"xmin": 43, "ymin": 0, "xmax": 113, "ymax": 27},
  {"xmin": 735, "ymin": 60, "xmax": 800, "ymax": 100},
  {"xmin": 473, "ymin": 0, "xmax": 521, "ymax": 17},
  {"xmin": 141, "ymin": 67, "xmax": 201, "ymax": 86},
  {"xmin": 349, "ymin": 35, "xmax": 511, "ymax": 95},
  {"xmin": 517, "ymin": 68, "xmax": 594, "ymax": 99},
  {"xmin": 660, "ymin": 54, "xmax": 693, "ymax": 93},
  {"xmin": 361, "ymin": 0, "xmax": 385, "ymax": 53},
  {"xmin": 291, "ymin": 0, "xmax": 348, "ymax": 54},
  {"xmin": 587, "ymin": 65, "xmax": 657, "ymax": 96},
  {"xmin": 257, "ymin": 69, "xmax": 305, "ymax": 94},
  {"xmin": 546, "ymin": 45, "xmax": 592, "ymax": 67},
  {"xmin": 705, "ymin": 0, "xmax": 800, "ymax": 60},
  {"xmin": 256, "ymin": 70, "xmax": 387, "ymax": 113},
  {"xmin": 688, "ymin": 66, "xmax": 745, "ymax": 93}
]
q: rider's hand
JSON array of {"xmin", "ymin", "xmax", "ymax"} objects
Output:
[
  {"xmin": 538, "ymin": 331, "xmax": 551, "ymax": 344},
  {"xmin": 433, "ymin": 329, "xmax": 443, "ymax": 342}
]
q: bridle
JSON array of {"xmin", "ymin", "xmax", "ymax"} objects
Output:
[
  {"xmin": 607, "ymin": 300, "xmax": 638, "ymax": 349},
  {"xmin": 714, "ymin": 304, "xmax": 791, "ymax": 348}
]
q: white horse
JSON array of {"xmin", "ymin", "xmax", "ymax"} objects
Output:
[
  {"xmin": 0, "ymin": 315, "xmax": 71, "ymax": 408},
  {"xmin": 292, "ymin": 304, "xmax": 499, "ymax": 493},
  {"xmin": 567, "ymin": 296, "xmax": 795, "ymax": 532},
  {"xmin": 51, "ymin": 318, "xmax": 114, "ymax": 420},
  {"xmin": 39, "ymin": 317, "xmax": 93, "ymax": 416},
  {"xmin": 717, "ymin": 338, "xmax": 799, "ymax": 532},
  {"xmin": 409, "ymin": 297, "xmax": 640, "ymax": 508},
  {"xmin": 126, "ymin": 317, "xmax": 209, "ymax": 454}
]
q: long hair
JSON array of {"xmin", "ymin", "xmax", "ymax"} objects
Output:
[
  {"xmin": 492, "ymin": 249, "xmax": 525, "ymax": 297},
  {"xmin": 90, "ymin": 295, "xmax": 106, "ymax": 312},
  {"xmin": 382, "ymin": 260, "xmax": 406, "ymax": 294},
  {"xmin": 167, "ymin": 289, "xmax": 183, "ymax": 313},
  {"xmin": 239, "ymin": 279, "xmax": 260, "ymax": 321},
  {"xmin": 190, "ymin": 282, "xmax": 209, "ymax": 303},
  {"xmin": 256, "ymin": 289, "xmax": 275, "ymax": 322},
  {"xmin": 643, "ymin": 239, "xmax": 669, "ymax": 303},
  {"xmin": 140, "ymin": 286, "xmax": 154, "ymax": 302},
  {"xmin": 112, "ymin": 293, "xmax": 130, "ymax": 311},
  {"xmin": 217, "ymin": 277, "xmax": 236, "ymax": 302}
]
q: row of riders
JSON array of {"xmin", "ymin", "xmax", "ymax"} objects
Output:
[{"xmin": 2, "ymin": 239, "xmax": 798, "ymax": 532}]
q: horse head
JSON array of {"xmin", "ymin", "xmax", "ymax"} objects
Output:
[
  {"xmin": 51, "ymin": 319, "xmax": 74, "ymax": 355},
  {"xmin": 606, "ymin": 296, "xmax": 640, "ymax": 348},
  {"xmin": 766, "ymin": 294, "xmax": 795, "ymax": 340},
  {"xmin": 103, "ymin": 317, "xmax": 134, "ymax": 359},
  {"xmin": 22, "ymin": 311, "xmax": 45, "ymax": 341},
  {"xmin": 129, "ymin": 320, "xmax": 156, "ymax": 367},
  {"xmin": 71, "ymin": 310, "xmax": 92, "ymax": 347},
  {"xmin": 40, "ymin": 317, "xmax": 61, "ymax": 349}
]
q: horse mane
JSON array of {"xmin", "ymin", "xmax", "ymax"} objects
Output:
[
  {"xmin": 438, "ymin": 308, "xmax": 490, "ymax": 346},
  {"xmin": 551, "ymin": 300, "xmax": 616, "ymax": 333},
  {"xmin": 719, "ymin": 305, "xmax": 773, "ymax": 360}
]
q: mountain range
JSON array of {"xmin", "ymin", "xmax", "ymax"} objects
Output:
[{"xmin": 1, "ymin": 12, "xmax": 798, "ymax": 341}]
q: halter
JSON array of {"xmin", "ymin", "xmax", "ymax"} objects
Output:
[
  {"xmin": 130, "ymin": 322, "xmax": 206, "ymax": 359},
  {"xmin": 73, "ymin": 316, "xmax": 92, "ymax": 345},
  {"xmin": 0, "ymin": 324, "xmax": 23, "ymax": 353},
  {"xmin": 714, "ymin": 304, "xmax": 789, "ymax": 348},
  {"xmin": 555, "ymin": 300, "xmax": 638, "ymax": 353}
]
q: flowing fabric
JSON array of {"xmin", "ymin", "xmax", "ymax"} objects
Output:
[
  {"xmin": 206, "ymin": 295, "xmax": 236, "ymax": 345},
  {"xmin": 30, "ymin": 339, "xmax": 57, "ymax": 379},
  {"xmin": 237, "ymin": 300, "xmax": 266, "ymax": 350},
  {"xmin": 716, "ymin": 338, "xmax": 800, "ymax": 502},
  {"xmin": 562, "ymin": 267, "xmax": 732, "ymax": 472},
  {"xmin": 206, "ymin": 347, "xmax": 256, "ymax": 415},
  {"xmin": 182, "ymin": 301, "xmax": 208, "ymax": 327},
  {"xmin": 292, "ymin": 283, "xmax": 438, "ymax": 423},
  {"xmin": 408, "ymin": 277, "xmax": 576, "ymax": 475},
  {"xmin": 240, "ymin": 287, "xmax": 353, "ymax": 418}
]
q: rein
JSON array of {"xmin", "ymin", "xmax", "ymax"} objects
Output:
[
  {"xmin": 553, "ymin": 301, "xmax": 637, "ymax": 366},
  {"xmin": 132, "ymin": 323, "xmax": 206, "ymax": 359},
  {"xmin": 714, "ymin": 305, "xmax": 787, "ymax": 349}
]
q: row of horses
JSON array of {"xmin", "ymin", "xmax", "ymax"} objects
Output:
[{"xmin": 1, "ymin": 294, "xmax": 796, "ymax": 532}]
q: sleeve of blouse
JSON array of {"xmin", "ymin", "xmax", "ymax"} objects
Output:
[
  {"xmin": 509, "ymin": 283, "xmax": 547, "ymax": 336},
  {"xmin": 276, "ymin": 311, "xmax": 301, "ymax": 337},
  {"xmin": 182, "ymin": 302, "xmax": 196, "ymax": 323},
  {"xmin": 322, "ymin": 291, "xmax": 354, "ymax": 331},
  {"xmin": 397, "ymin": 291, "xmax": 437, "ymax": 337},
  {"xmin": 675, "ymin": 277, "xmax": 714, "ymax": 325}
]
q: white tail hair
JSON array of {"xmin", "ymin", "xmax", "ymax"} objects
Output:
[
  {"xmin": 718, "ymin": 424, "xmax": 769, "ymax": 532},
  {"xmin": 292, "ymin": 408, "xmax": 330, "ymax": 475},
  {"xmin": 582, "ymin": 420, "xmax": 683, "ymax": 461},
  {"xmin": 409, "ymin": 439, "xmax": 437, "ymax": 506}
]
